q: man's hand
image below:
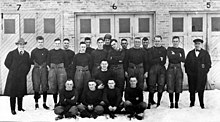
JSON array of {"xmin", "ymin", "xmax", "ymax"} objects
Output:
[
  {"xmin": 160, "ymin": 57, "xmax": 163, "ymax": 61},
  {"xmin": 144, "ymin": 72, "xmax": 148, "ymax": 78},
  {"xmin": 88, "ymin": 105, "xmax": 93, "ymax": 110},
  {"xmin": 112, "ymin": 106, "xmax": 117, "ymax": 111},
  {"xmin": 125, "ymin": 72, "xmax": 128, "ymax": 78},
  {"xmin": 108, "ymin": 106, "xmax": 113, "ymax": 111},
  {"xmin": 98, "ymin": 84, "xmax": 105, "ymax": 89},
  {"xmin": 71, "ymin": 96, "xmax": 75, "ymax": 100},
  {"xmin": 171, "ymin": 51, "xmax": 175, "ymax": 55}
]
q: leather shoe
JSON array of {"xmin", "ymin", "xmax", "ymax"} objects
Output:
[
  {"xmin": 11, "ymin": 110, "xmax": 16, "ymax": 115},
  {"xmin": 18, "ymin": 108, "xmax": 25, "ymax": 111}
]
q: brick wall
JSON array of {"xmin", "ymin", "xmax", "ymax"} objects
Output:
[{"xmin": 1, "ymin": 0, "xmax": 220, "ymax": 46}]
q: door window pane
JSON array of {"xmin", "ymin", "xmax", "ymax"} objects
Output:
[
  {"xmin": 172, "ymin": 18, "xmax": 183, "ymax": 32},
  {"xmin": 24, "ymin": 19, "xmax": 35, "ymax": 33},
  {"xmin": 44, "ymin": 18, "xmax": 55, "ymax": 33},
  {"xmin": 119, "ymin": 18, "xmax": 130, "ymax": 33},
  {"xmin": 192, "ymin": 17, "xmax": 203, "ymax": 32},
  {"xmin": 4, "ymin": 19, "xmax": 15, "ymax": 34},
  {"xmin": 212, "ymin": 17, "xmax": 220, "ymax": 32},
  {"xmin": 80, "ymin": 19, "xmax": 91, "ymax": 33},
  {"xmin": 139, "ymin": 18, "xmax": 150, "ymax": 33},
  {"xmin": 100, "ymin": 19, "xmax": 110, "ymax": 33}
]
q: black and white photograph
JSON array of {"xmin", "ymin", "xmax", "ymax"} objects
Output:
[{"xmin": 0, "ymin": 0, "xmax": 220, "ymax": 121}]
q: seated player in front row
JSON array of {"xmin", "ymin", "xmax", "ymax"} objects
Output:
[
  {"xmin": 54, "ymin": 79, "xmax": 79, "ymax": 120},
  {"xmin": 102, "ymin": 79, "xmax": 124, "ymax": 119},
  {"xmin": 124, "ymin": 76, "xmax": 147, "ymax": 120},
  {"xmin": 77, "ymin": 80, "xmax": 104, "ymax": 119}
]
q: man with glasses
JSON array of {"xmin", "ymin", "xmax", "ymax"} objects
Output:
[{"xmin": 4, "ymin": 38, "xmax": 31, "ymax": 115}]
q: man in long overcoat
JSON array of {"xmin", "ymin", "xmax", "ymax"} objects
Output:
[
  {"xmin": 185, "ymin": 38, "xmax": 211, "ymax": 109},
  {"xmin": 4, "ymin": 38, "xmax": 31, "ymax": 115}
]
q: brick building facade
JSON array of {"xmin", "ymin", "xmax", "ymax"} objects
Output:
[{"xmin": 0, "ymin": 0, "xmax": 220, "ymax": 94}]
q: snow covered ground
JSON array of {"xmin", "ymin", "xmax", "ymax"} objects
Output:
[{"xmin": 0, "ymin": 89, "xmax": 220, "ymax": 122}]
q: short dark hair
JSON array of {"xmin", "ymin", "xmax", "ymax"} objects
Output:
[
  {"xmin": 97, "ymin": 37, "xmax": 104, "ymax": 42},
  {"xmin": 129, "ymin": 75, "xmax": 137, "ymax": 80},
  {"xmin": 85, "ymin": 37, "xmax": 91, "ymax": 41},
  {"xmin": 88, "ymin": 79, "xmax": 96, "ymax": 84},
  {"xmin": 63, "ymin": 38, "xmax": 70, "ymax": 42},
  {"xmin": 80, "ymin": 41, "xmax": 86, "ymax": 45},
  {"xmin": 134, "ymin": 37, "xmax": 141, "ymax": 40},
  {"xmin": 54, "ymin": 38, "xmax": 61, "ymax": 42},
  {"xmin": 100, "ymin": 59, "xmax": 108, "ymax": 63},
  {"xmin": 142, "ymin": 37, "xmax": 149, "ymax": 41},
  {"xmin": 110, "ymin": 39, "xmax": 117, "ymax": 44},
  {"xmin": 154, "ymin": 35, "xmax": 162, "ymax": 40},
  {"xmin": 36, "ymin": 36, "xmax": 44, "ymax": 41},
  {"xmin": 121, "ymin": 38, "xmax": 128, "ymax": 42},
  {"xmin": 172, "ymin": 36, "xmax": 180, "ymax": 40}
]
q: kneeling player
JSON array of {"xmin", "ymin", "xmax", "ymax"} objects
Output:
[
  {"xmin": 124, "ymin": 76, "xmax": 147, "ymax": 120},
  {"xmin": 78, "ymin": 80, "xmax": 104, "ymax": 119},
  {"xmin": 54, "ymin": 79, "xmax": 78, "ymax": 120},
  {"xmin": 103, "ymin": 79, "xmax": 123, "ymax": 119}
]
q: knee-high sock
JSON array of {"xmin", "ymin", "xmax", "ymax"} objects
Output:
[
  {"xmin": 53, "ymin": 93, "xmax": 58, "ymax": 104},
  {"xmin": 43, "ymin": 91, "xmax": 47, "ymax": 103},
  {"xmin": 175, "ymin": 93, "xmax": 180, "ymax": 103},
  {"xmin": 169, "ymin": 93, "xmax": 173, "ymax": 103}
]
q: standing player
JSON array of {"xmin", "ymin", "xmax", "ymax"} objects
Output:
[
  {"xmin": 31, "ymin": 36, "xmax": 49, "ymax": 109},
  {"xmin": 166, "ymin": 36, "xmax": 185, "ymax": 108},
  {"xmin": 85, "ymin": 37, "xmax": 95, "ymax": 55},
  {"xmin": 148, "ymin": 35, "xmax": 167, "ymax": 108}
]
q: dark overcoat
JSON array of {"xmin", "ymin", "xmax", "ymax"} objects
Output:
[
  {"xmin": 4, "ymin": 48, "xmax": 31, "ymax": 97},
  {"xmin": 184, "ymin": 49, "xmax": 211, "ymax": 92}
]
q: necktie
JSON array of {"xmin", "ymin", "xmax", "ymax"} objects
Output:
[{"xmin": 20, "ymin": 51, "xmax": 23, "ymax": 55}]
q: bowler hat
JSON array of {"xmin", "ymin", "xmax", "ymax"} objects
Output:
[
  {"xmin": 15, "ymin": 38, "xmax": 27, "ymax": 45},
  {"xmin": 193, "ymin": 39, "xmax": 203, "ymax": 43}
]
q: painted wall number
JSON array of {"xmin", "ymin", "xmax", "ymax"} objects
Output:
[
  {"xmin": 17, "ymin": 4, "xmax": 21, "ymax": 11},
  {"xmin": 111, "ymin": 3, "xmax": 117, "ymax": 10}
]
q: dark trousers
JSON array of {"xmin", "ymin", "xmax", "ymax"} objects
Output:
[{"xmin": 10, "ymin": 97, "xmax": 23, "ymax": 111}]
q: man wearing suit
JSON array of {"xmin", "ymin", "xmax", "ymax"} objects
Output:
[
  {"xmin": 185, "ymin": 39, "xmax": 211, "ymax": 109},
  {"xmin": 4, "ymin": 38, "xmax": 31, "ymax": 115}
]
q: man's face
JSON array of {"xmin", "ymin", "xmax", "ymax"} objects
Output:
[
  {"xmin": 100, "ymin": 61, "xmax": 108, "ymax": 70},
  {"xmin": 194, "ymin": 42, "xmax": 202, "ymax": 50},
  {"xmin": 80, "ymin": 44, "xmax": 87, "ymax": 53},
  {"xmin": 105, "ymin": 39, "xmax": 111, "ymax": 45},
  {"xmin": 37, "ymin": 39, "xmax": 44, "ymax": 49},
  {"xmin": 154, "ymin": 37, "xmax": 161, "ymax": 47},
  {"xmin": 108, "ymin": 80, "xmax": 115, "ymax": 89},
  {"xmin": 111, "ymin": 41, "xmax": 118, "ymax": 50},
  {"xmin": 54, "ymin": 40, "xmax": 61, "ymax": 50},
  {"xmin": 88, "ymin": 82, "xmax": 96, "ymax": 91},
  {"xmin": 129, "ymin": 77, "xmax": 137, "ymax": 88},
  {"xmin": 63, "ymin": 40, "xmax": 70, "ymax": 50},
  {"xmin": 85, "ymin": 39, "xmax": 91, "ymax": 48},
  {"xmin": 121, "ymin": 40, "xmax": 128, "ymax": 49},
  {"xmin": 17, "ymin": 44, "xmax": 25, "ymax": 51},
  {"xmin": 172, "ymin": 38, "xmax": 180, "ymax": 48},
  {"xmin": 134, "ymin": 38, "xmax": 141, "ymax": 48},
  {"xmin": 142, "ymin": 39, "xmax": 149, "ymax": 48},
  {"xmin": 97, "ymin": 40, "xmax": 104, "ymax": 49},
  {"xmin": 65, "ymin": 80, "xmax": 74, "ymax": 90}
]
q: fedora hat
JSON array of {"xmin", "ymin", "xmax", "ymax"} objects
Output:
[
  {"xmin": 193, "ymin": 39, "xmax": 203, "ymax": 43},
  {"xmin": 15, "ymin": 38, "xmax": 27, "ymax": 45}
]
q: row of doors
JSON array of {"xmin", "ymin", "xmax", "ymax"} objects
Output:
[
  {"xmin": 170, "ymin": 13, "xmax": 220, "ymax": 89},
  {"xmin": 1, "ymin": 13, "xmax": 61, "ymax": 94},
  {"xmin": 1, "ymin": 12, "xmax": 220, "ymax": 93},
  {"xmin": 76, "ymin": 14, "xmax": 154, "ymax": 51}
]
